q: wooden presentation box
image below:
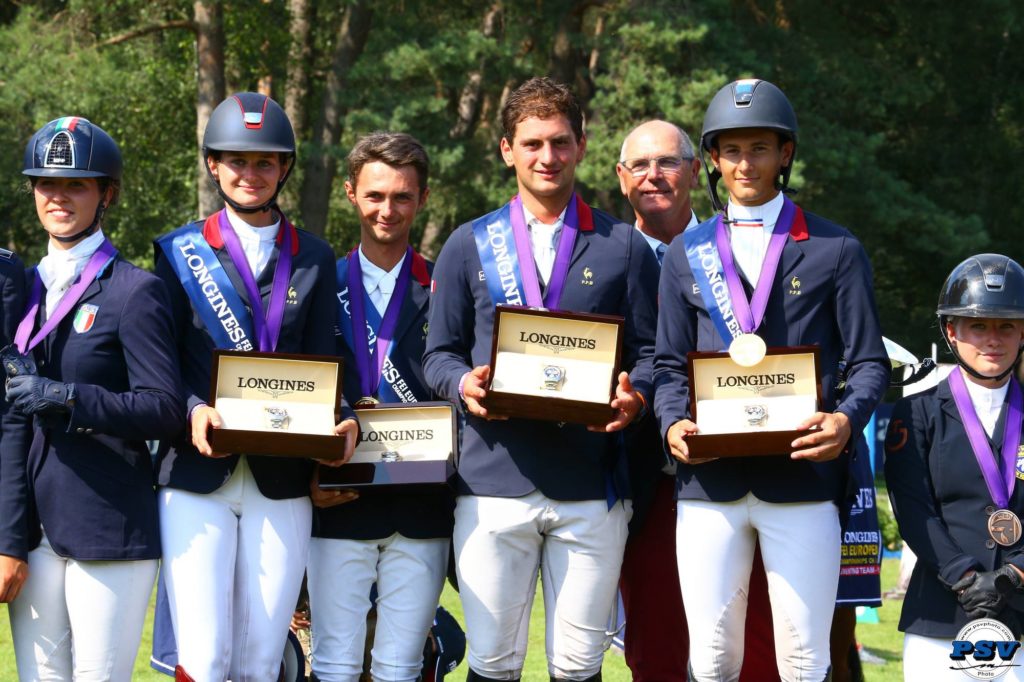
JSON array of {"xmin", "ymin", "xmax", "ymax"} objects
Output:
[
  {"xmin": 319, "ymin": 402, "xmax": 457, "ymax": 489},
  {"xmin": 684, "ymin": 345, "xmax": 822, "ymax": 458},
  {"xmin": 481, "ymin": 305, "xmax": 624, "ymax": 425},
  {"xmin": 208, "ymin": 350, "xmax": 346, "ymax": 460}
]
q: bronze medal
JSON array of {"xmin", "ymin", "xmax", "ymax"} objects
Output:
[
  {"xmin": 355, "ymin": 396, "xmax": 380, "ymax": 407},
  {"xmin": 987, "ymin": 509, "xmax": 1022, "ymax": 547}
]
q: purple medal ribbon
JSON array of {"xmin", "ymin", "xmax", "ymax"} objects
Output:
[
  {"xmin": 714, "ymin": 198, "xmax": 795, "ymax": 334},
  {"xmin": 346, "ymin": 246, "xmax": 413, "ymax": 398},
  {"xmin": 217, "ymin": 210, "xmax": 293, "ymax": 352},
  {"xmin": 508, "ymin": 194, "xmax": 580, "ymax": 310},
  {"xmin": 14, "ymin": 240, "xmax": 118, "ymax": 353},
  {"xmin": 948, "ymin": 369, "xmax": 1024, "ymax": 509}
]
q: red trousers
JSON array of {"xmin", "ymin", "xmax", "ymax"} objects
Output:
[{"xmin": 620, "ymin": 475, "xmax": 780, "ymax": 682}]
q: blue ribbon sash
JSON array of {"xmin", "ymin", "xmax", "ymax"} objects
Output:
[
  {"xmin": 682, "ymin": 218, "xmax": 742, "ymax": 349},
  {"xmin": 472, "ymin": 203, "xmax": 528, "ymax": 307},
  {"xmin": 156, "ymin": 224, "xmax": 255, "ymax": 351}
]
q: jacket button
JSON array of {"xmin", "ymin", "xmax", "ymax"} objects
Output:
[
  {"xmin": 986, "ymin": 505, "xmax": 996, "ymax": 515},
  {"xmin": 76, "ymin": 427, "xmax": 85, "ymax": 434},
  {"xmin": 986, "ymin": 539, "xmax": 997, "ymax": 549}
]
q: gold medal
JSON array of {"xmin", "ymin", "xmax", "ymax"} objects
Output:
[
  {"xmin": 355, "ymin": 396, "xmax": 380, "ymax": 407},
  {"xmin": 988, "ymin": 509, "xmax": 1022, "ymax": 547},
  {"xmin": 728, "ymin": 333, "xmax": 767, "ymax": 367}
]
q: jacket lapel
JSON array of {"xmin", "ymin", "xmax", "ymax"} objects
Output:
[
  {"xmin": 257, "ymin": 246, "xmax": 281, "ymax": 299},
  {"xmin": 937, "ymin": 378, "xmax": 963, "ymax": 425},
  {"xmin": 992, "ymin": 403, "xmax": 1008, "ymax": 452},
  {"xmin": 216, "ymin": 246, "xmax": 255, "ymax": 311},
  {"xmin": 75, "ymin": 269, "xmax": 105, "ymax": 306},
  {"xmin": 778, "ymin": 235, "xmax": 807, "ymax": 282},
  {"xmin": 568, "ymin": 226, "xmax": 591, "ymax": 272},
  {"xmin": 391, "ymin": 277, "xmax": 430, "ymax": 346}
]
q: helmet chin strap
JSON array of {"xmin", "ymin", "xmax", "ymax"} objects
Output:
[
  {"xmin": 50, "ymin": 201, "xmax": 105, "ymax": 244},
  {"xmin": 205, "ymin": 155, "xmax": 294, "ymax": 216},
  {"xmin": 944, "ymin": 333, "xmax": 1024, "ymax": 383},
  {"xmin": 702, "ymin": 152, "xmax": 796, "ymax": 214},
  {"xmin": 700, "ymin": 152, "xmax": 726, "ymax": 214}
]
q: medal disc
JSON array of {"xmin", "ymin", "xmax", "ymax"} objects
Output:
[
  {"xmin": 354, "ymin": 396, "xmax": 380, "ymax": 407},
  {"xmin": 728, "ymin": 334, "xmax": 767, "ymax": 367},
  {"xmin": 988, "ymin": 509, "xmax": 1022, "ymax": 547}
]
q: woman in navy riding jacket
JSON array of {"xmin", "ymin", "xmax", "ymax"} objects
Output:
[
  {"xmin": 0, "ymin": 116, "xmax": 183, "ymax": 681},
  {"xmin": 886, "ymin": 254, "xmax": 1024, "ymax": 680}
]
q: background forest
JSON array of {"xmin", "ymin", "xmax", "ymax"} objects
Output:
[{"xmin": 0, "ymin": 0, "xmax": 1021, "ymax": 359}]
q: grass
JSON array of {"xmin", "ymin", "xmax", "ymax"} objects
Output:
[{"xmin": 1, "ymin": 559, "xmax": 908, "ymax": 681}]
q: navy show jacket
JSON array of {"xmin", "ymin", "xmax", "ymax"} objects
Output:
[
  {"xmin": 423, "ymin": 198, "xmax": 660, "ymax": 501},
  {"xmin": 0, "ymin": 250, "xmax": 29, "ymax": 560},
  {"xmin": 886, "ymin": 378, "xmax": 1024, "ymax": 638},
  {"xmin": 0, "ymin": 256, "xmax": 183, "ymax": 561},
  {"xmin": 314, "ymin": 250, "xmax": 454, "ymax": 541},
  {"xmin": 653, "ymin": 208, "xmax": 890, "ymax": 504},
  {"xmin": 154, "ymin": 215, "xmax": 352, "ymax": 500}
]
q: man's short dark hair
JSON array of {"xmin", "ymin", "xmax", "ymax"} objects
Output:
[
  {"xmin": 501, "ymin": 77, "xmax": 584, "ymax": 143},
  {"xmin": 347, "ymin": 132, "xmax": 430, "ymax": 194}
]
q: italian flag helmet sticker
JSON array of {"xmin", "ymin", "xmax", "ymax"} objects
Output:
[{"xmin": 73, "ymin": 304, "xmax": 98, "ymax": 334}]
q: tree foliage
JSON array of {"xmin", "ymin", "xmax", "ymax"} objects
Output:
[{"xmin": 0, "ymin": 0, "xmax": 1021, "ymax": 357}]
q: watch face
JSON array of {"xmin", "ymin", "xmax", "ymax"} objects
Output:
[{"xmin": 544, "ymin": 366, "xmax": 563, "ymax": 381}]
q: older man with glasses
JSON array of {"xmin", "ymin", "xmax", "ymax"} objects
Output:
[
  {"xmin": 614, "ymin": 120, "xmax": 698, "ymax": 682},
  {"xmin": 615, "ymin": 120, "xmax": 783, "ymax": 682}
]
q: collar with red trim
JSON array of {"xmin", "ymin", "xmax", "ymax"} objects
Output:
[
  {"xmin": 789, "ymin": 205, "xmax": 809, "ymax": 242},
  {"xmin": 346, "ymin": 245, "xmax": 431, "ymax": 287},
  {"xmin": 202, "ymin": 210, "xmax": 300, "ymax": 255},
  {"xmin": 410, "ymin": 250, "xmax": 430, "ymax": 286},
  {"xmin": 509, "ymin": 193, "xmax": 595, "ymax": 232}
]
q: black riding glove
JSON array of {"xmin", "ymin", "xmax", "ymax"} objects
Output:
[
  {"xmin": 0, "ymin": 345, "xmax": 36, "ymax": 380},
  {"xmin": 956, "ymin": 566, "xmax": 1023, "ymax": 619},
  {"xmin": 6, "ymin": 374, "xmax": 76, "ymax": 416}
]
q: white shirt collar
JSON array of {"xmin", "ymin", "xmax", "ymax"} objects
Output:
[
  {"xmin": 358, "ymin": 245, "xmax": 407, "ymax": 290},
  {"xmin": 37, "ymin": 229, "xmax": 108, "ymax": 317},
  {"xmin": 37, "ymin": 229, "xmax": 107, "ymax": 291},
  {"xmin": 635, "ymin": 210, "xmax": 698, "ymax": 255},
  {"xmin": 962, "ymin": 370, "xmax": 1011, "ymax": 437},
  {"xmin": 225, "ymin": 209, "xmax": 280, "ymax": 242},
  {"xmin": 727, "ymin": 192, "xmax": 784, "ymax": 229},
  {"xmin": 522, "ymin": 204, "xmax": 567, "ymax": 234},
  {"xmin": 224, "ymin": 211, "xmax": 280, "ymax": 277}
]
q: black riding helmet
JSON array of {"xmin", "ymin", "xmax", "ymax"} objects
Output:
[
  {"xmin": 937, "ymin": 253, "xmax": 1024, "ymax": 381},
  {"xmin": 699, "ymin": 79, "xmax": 798, "ymax": 213},
  {"xmin": 202, "ymin": 93, "xmax": 296, "ymax": 214},
  {"xmin": 23, "ymin": 116, "xmax": 122, "ymax": 243}
]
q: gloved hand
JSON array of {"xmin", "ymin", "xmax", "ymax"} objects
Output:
[
  {"xmin": 956, "ymin": 566, "xmax": 1023, "ymax": 619},
  {"xmin": 6, "ymin": 375, "xmax": 75, "ymax": 416},
  {"xmin": 0, "ymin": 345, "xmax": 36, "ymax": 380},
  {"xmin": 993, "ymin": 564, "xmax": 1024, "ymax": 593}
]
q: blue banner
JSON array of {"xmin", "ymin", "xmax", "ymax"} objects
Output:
[
  {"xmin": 472, "ymin": 203, "xmax": 527, "ymax": 307},
  {"xmin": 156, "ymin": 224, "xmax": 255, "ymax": 351},
  {"xmin": 837, "ymin": 438, "xmax": 883, "ymax": 607},
  {"xmin": 682, "ymin": 218, "xmax": 742, "ymax": 349}
]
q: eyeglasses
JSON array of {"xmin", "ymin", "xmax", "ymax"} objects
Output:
[{"xmin": 621, "ymin": 156, "xmax": 691, "ymax": 178}]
